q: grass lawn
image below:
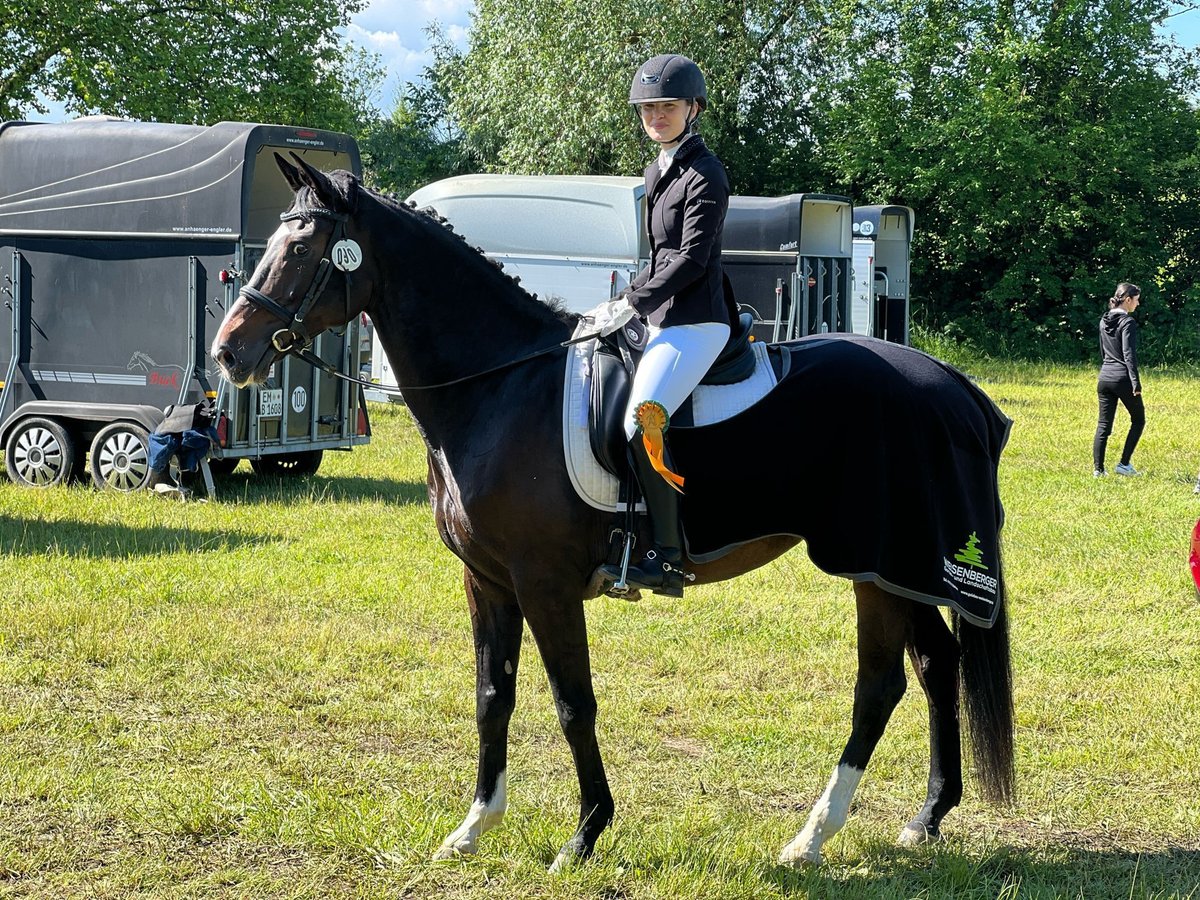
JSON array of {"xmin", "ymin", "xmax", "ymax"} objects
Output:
[{"xmin": 1, "ymin": 355, "xmax": 1198, "ymax": 899}]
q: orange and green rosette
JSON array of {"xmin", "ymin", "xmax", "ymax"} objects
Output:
[{"xmin": 634, "ymin": 400, "xmax": 684, "ymax": 493}]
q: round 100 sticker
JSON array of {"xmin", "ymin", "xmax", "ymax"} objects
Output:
[{"xmin": 291, "ymin": 386, "xmax": 308, "ymax": 413}]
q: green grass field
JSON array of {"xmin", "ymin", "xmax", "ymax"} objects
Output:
[{"xmin": 1, "ymin": 356, "xmax": 1199, "ymax": 899}]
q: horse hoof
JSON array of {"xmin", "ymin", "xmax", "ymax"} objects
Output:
[
  {"xmin": 897, "ymin": 822, "xmax": 940, "ymax": 847},
  {"xmin": 778, "ymin": 843, "xmax": 823, "ymax": 868},
  {"xmin": 548, "ymin": 835, "xmax": 589, "ymax": 873},
  {"xmin": 432, "ymin": 841, "xmax": 473, "ymax": 861}
]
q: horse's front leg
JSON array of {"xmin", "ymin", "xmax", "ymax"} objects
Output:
[
  {"xmin": 519, "ymin": 586, "xmax": 614, "ymax": 872},
  {"xmin": 434, "ymin": 568, "xmax": 524, "ymax": 859}
]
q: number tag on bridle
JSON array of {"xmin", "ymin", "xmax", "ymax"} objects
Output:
[{"xmin": 331, "ymin": 239, "xmax": 362, "ymax": 272}]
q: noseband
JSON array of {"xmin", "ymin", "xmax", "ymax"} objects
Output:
[{"xmin": 238, "ymin": 206, "xmax": 352, "ymax": 353}]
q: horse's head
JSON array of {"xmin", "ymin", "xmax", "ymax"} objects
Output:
[{"xmin": 211, "ymin": 153, "xmax": 372, "ymax": 387}]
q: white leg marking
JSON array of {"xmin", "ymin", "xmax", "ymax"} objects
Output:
[
  {"xmin": 779, "ymin": 764, "xmax": 864, "ymax": 867},
  {"xmin": 433, "ymin": 771, "xmax": 507, "ymax": 860},
  {"xmin": 898, "ymin": 821, "xmax": 939, "ymax": 846},
  {"xmin": 548, "ymin": 848, "xmax": 576, "ymax": 874}
]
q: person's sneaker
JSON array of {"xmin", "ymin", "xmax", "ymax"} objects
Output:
[
  {"xmin": 1114, "ymin": 463, "xmax": 1140, "ymax": 476},
  {"xmin": 1093, "ymin": 469, "xmax": 1107, "ymax": 478}
]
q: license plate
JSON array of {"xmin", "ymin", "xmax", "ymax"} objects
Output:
[{"xmin": 258, "ymin": 389, "xmax": 283, "ymax": 417}]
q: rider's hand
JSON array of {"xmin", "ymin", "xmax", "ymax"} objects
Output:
[{"xmin": 585, "ymin": 297, "xmax": 637, "ymax": 336}]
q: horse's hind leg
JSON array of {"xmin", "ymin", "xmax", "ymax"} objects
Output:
[
  {"xmin": 780, "ymin": 582, "xmax": 909, "ymax": 867},
  {"xmin": 899, "ymin": 603, "xmax": 962, "ymax": 846},
  {"xmin": 434, "ymin": 569, "xmax": 525, "ymax": 859}
]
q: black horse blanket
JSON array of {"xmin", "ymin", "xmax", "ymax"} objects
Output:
[{"xmin": 671, "ymin": 335, "xmax": 1012, "ymax": 627}]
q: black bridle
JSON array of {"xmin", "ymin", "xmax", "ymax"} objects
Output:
[{"xmin": 238, "ymin": 205, "xmax": 351, "ymax": 355}]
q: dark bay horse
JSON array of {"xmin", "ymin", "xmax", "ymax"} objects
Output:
[{"xmin": 211, "ymin": 155, "xmax": 1015, "ymax": 870}]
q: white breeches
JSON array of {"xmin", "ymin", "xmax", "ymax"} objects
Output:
[{"xmin": 624, "ymin": 322, "xmax": 731, "ymax": 441}]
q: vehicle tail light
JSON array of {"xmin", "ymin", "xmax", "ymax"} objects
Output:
[
  {"xmin": 357, "ymin": 407, "xmax": 370, "ymax": 437},
  {"xmin": 216, "ymin": 412, "xmax": 229, "ymax": 447}
]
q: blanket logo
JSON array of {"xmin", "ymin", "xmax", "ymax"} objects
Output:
[
  {"xmin": 953, "ymin": 532, "xmax": 987, "ymax": 570},
  {"xmin": 943, "ymin": 531, "xmax": 998, "ymax": 604}
]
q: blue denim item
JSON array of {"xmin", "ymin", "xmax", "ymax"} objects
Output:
[{"xmin": 148, "ymin": 427, "xmax": 217, "ymax": 473}]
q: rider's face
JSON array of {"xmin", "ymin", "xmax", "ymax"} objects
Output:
[{"xmin": 638, "ymin": 100, "xmax": 693, "ymax": 145}]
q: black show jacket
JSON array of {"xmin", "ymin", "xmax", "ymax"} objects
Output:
[{"xmin": 627, "ymin": 134, "xmax": 732, "ymax": 329}]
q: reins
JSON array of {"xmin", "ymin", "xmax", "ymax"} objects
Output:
[
  {"xmin": 238, "ymin": 204, "xmax": 604, "ymax": 396},
  {"xmin": 288, "ymin": 330, "xmax": 601, "ymax": 396}
]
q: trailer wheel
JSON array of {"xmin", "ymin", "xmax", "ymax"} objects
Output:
[
  {"xmin": 207, "ymin": 457, "xmax": 240, "ymax": 476},
  {"xmin": 250, "ymin": 450, "xmax": 323, "ymax": 477},
  {"xmin": 4, "ymin": 417, "xmax": 76, "ymax": 488},
  {"xmin": 89, "ymin": 422, "xmax": 151, "ymax": 492}
]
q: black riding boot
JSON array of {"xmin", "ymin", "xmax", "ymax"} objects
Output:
[{"xmin": 621, "ymin": 436, "xmax": 687, "ymax": 598}]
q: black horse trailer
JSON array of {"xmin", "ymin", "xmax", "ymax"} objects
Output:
[
  {"xmin": 722, "ymin": 194, "xmax": 857, "ymax": 343},
  {"xmin": 0, "ymin": 118, "xmax": 369, "ymax": 490}
]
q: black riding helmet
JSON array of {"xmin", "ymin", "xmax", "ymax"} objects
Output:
[
  {"xmin": 629, "ymin": 54, "xmax": 707, "ymax": 109},
  {"xmin": 629, "ymin": 54, "xmax": 707, "ymax": 143}
]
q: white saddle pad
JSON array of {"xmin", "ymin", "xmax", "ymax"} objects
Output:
[{"xmin": 562, "ymin": 338, "xmax": 778, "ymax": 511}]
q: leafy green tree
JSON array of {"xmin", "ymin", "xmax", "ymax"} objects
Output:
[
  {"xmin": 437, "ymin": 0, "xmax": 1200, "ymax": 362},
  {"xmin": 360, "ymin": 26, "xmax": 478, "ymax": 197},
  {"xmin": 814, "ymin": 0, "xmax": 1200, "ymax": 361},
  {"xmin": 360, "ymin": 96, "xmax": 474, "ymax": 198},
  {"xmin": 442, "ymin": 0, "xmax": 833, "ymax": 194},
  {"xmin": 0, "ymin": 0, "xmax": 379, "ymax": 132}
]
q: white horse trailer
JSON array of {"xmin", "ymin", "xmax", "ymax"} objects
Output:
[
  {"xmin": 366, "ymin": 177, "xmax": 908, "ymax": 398},
  {"xmin": 365, "ymin": 174, "xmax": 647, "ymax": 400}
]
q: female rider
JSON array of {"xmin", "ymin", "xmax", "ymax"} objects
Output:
[{"xmin": 614, "ymin": 54, "xmax": 733, "ymax": 597}]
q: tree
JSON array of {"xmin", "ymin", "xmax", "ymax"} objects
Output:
[
  {"xmin": 437, "ymin": 0, "xmax": 1200, "ymax": 362},
  {"xmin": 813, "ymin": 0, "xmax": 1200, "ymax": 361},
  {"xmin": 360, "ymin": 96, "xmax": 475, "ymax": 198},
  {"xmin": 361, "ymin": 26, "xmax": 478, "ymax": 197},
  {"xmin": 0, "ymin": 0, "xmax": 379, "ymax": 132},
  {"xmin": 442, "ymin": 0, "xmax": 835, "ymax": 194}
]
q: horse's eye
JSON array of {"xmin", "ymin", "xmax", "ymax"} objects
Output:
[{"xmin": 293, "ymin": 243, "xmax": 310, "ymax": 257}]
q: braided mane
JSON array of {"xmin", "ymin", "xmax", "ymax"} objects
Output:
[{"xmin": 363, "ymin": 181, "xmax": 581, "ymax": 327}]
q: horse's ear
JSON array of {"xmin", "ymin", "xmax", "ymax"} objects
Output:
[
  {"xmin": 289, "ymin": 151, "xmax": 342, "ymax": 211},
  {"xmin": 274, "ymin": 152, "xmax": 305, "ymax": 193}
]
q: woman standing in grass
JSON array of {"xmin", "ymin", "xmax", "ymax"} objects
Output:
[{"xmin": 1093, "ymin": 282, "xmax": 1145, "ymax": 477}]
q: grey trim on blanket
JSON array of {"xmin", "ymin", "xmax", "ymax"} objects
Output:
[{"xmin": 686, "ymin": 533, "xmax": 1002, "ymax": 629}]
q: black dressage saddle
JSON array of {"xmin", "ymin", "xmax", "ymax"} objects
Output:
[{"xmin": 588, "ymin": 310, "xmax": 768, "ymax": 477}]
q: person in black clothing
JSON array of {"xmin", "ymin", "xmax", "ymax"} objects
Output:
[
  {"xmin": 603, "ymin": 54, "xmax": 733, "ymax": 597},
  {"xmin": 1093, "ymin": 282, "xmax": 1144, "ymax": 477}
]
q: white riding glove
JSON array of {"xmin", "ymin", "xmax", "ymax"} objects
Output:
[{"xmin": 584, "ymin": 297, "xmax": 637, "ymax": 336}]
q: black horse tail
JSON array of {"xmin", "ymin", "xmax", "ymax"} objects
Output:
[{"xmin": 953, "ymin": 570, "xmax": 1015, "ymax": 806}]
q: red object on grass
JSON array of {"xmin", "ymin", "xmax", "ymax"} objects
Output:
[{"xmin": 1191, "ymin": 519, "xmax": 1200, "ymax": 597}]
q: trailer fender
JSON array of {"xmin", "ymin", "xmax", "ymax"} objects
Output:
[{"xmin": 0, "ymin": 401, "xmax": 163, "ymax": 448}]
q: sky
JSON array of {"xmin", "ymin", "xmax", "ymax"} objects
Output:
[
  {"xmin": 1167, "ymin": 2, "xmax": 1200, "ymax": 51},
  {"xmin": 345, "ymin": 0, "xmax": 474, "ymax": 113},
  {"xmin": 20, "ymin": 1, "xmax": 1200, "ymax": 122}
]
